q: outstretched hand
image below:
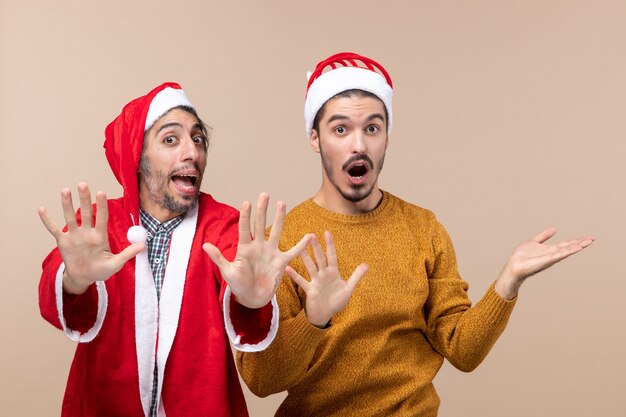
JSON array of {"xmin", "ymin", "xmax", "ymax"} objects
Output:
[
  {"xmin": 287, "ymin": 231, "xmax": 368, "ymax": 328},
  {"xmin": 494, "ymin": 226, "xmax": 595, "ymax": 299},
  {"xmin": 38, "ymin": 183, "xmax": 145, "ymax": 295},
  {"xmin": 203, "ymin": 193, "xmax": 311, "ymax": 309}
]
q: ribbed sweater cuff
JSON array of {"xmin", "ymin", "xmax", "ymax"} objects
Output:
[
  {"xmin": 289, "ymin": 309, "xmax": 327, "ymax": 351},
  {"xmin": 476, "ymin": 283, "xmax": 517, "ymax": 328}
]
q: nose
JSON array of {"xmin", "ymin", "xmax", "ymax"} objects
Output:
[
  {"xmin": 351, "ymin": 130, "xmax": 367, "ymax": 154},
  {"xmin": 180, "ymin": 135, "xmax": 200, "ymax": 162}
]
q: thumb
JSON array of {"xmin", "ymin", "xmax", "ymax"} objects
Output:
[
  {"xmin": 113, "ymin": 242, "xmax": 146, "ymax": 271},
  {"xmin": 286, "ymin": 266, "xmax": 310, "ymax": 292},
  {"xmin": 346, "ymin": 263, "xmax": 368, "ymax": 292},
  {"xmin": 282, "ymin": 234, "xmax": 312, "ymax": 262},
  {"xmin": 203, "ymin": 243, "xmax": 230, "ymax": 273},
  {"xmin": 120, "ymin": 242, "xmax": 145, "ymax": 258}
]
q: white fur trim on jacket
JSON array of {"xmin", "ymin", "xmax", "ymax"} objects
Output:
[
  {"xmin": 134, "ymin": 245, "xmax": 158, "ymax": 417},
  {"xmin": 158, "ymin": 400, "xmax": 167, "ymax": 417},
  {"xmin": 55, "ymin": 263, "xmax": 108, "ymax": 343},
  {"xmin": 155, "ymin": 206, "xmax": 198, "ymax": 411},
  {"xmin": 134, "ymin": 206, "xmax": 198, "ymax": 416},
  {"xmin": 304, "ymin": 66, "xmax": 393, "ymax": 137},
  {"xmin": 223, "ymin": 286, "xmax": 279, "ymax": 352}
]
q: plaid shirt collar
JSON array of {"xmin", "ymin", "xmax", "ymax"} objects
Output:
[{"xmin": 139, "ymin": 208, "xmax": 185, "ymax": 241}]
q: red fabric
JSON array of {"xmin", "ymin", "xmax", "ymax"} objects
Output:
[
  {"xmin": 103, "ymin": 82, "xmax": 182, "ymax": 226},
  {"xmin": 61, "ymin": 285, "xmax": 98, "ymax": 333},
  {"xmin": 229, "ymin": 297, "xmax": 274, "ymax": 345},
  {"xmin": 305, "ymin": 52, "xmax": 394, "ymax": 94},
  {"xmin": 39, "ymin": 194, "xmax": 273, "ymax": 416}
]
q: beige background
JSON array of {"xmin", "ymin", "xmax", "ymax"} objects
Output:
[{"xmin": 1, "ymin": 1, "xmax": 624, "ymax": 416}]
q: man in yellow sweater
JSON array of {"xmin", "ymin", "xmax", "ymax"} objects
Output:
[{"xmin": 237, "ymin": 52, "xmax": 595, "ymax": 416}]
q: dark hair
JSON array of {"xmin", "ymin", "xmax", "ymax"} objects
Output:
[
  {"xmin": 312, "ymin": 89, "xmax": 389, "ymax": 134},
  {"xmin": 143, "ymin": 105, "xmax": 211, "ymax": 149}
]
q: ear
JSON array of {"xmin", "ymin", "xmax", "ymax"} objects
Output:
[{"xmin": 310, "ymin": 129, "xmax": 321, "ymax": 154}]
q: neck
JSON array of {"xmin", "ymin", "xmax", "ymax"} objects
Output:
[
  {"xmin": 140, "ymin": 203, "xmax": 184, "ymax": 223},
  {"xmin": 313, "ymin": 182, "xmax": 383, "ymax": 216},
  {"xmin": 138, "ymin": 192, "xmax": 184, "ymax": 223}
]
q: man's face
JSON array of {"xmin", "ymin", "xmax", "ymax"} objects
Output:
[
  {"xmin": 138, "ymin": 108, "xmax": 208, "ymax": 221},
  {"xmin": 311, "ymin": 94, "xmax": 388, "ymax": 206}
]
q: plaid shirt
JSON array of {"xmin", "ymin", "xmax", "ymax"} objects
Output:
[
  {"xmin": 140, "ymin": 208, "xmax": 184, "ymax": 300},
  {"xmin": 139, "ymin": 208, "xmax": 185, "ymax": 417}
]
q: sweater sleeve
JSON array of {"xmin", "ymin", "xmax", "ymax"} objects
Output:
[
  {"xmin": 423, "ymin": 220, "xmax": 517, "ymax": 372},
  {"xmin": 236, "ymin": 269, "xmax": 327, "ymax": 397}
]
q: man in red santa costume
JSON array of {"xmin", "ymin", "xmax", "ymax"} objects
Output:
[{"xmin": 38, "ymin": 82, "xmax": 310, "ymax": 417}]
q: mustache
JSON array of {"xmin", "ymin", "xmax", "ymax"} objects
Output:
[
  {"xmin": 169, "ymin": 163, "xmax": 202, "ymax": 176},
  {"xmin": 342, "ymin": 154, "xmax": 374, "ymax": 171}
]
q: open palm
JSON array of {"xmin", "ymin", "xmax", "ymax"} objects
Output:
[
  {"xmin": 287, "ymin": 231, "xmax": 368, "ymax": 327},
  {"xmin": 203, "ymin": 193, "xmax": 311, "ymax": 309},
  {"xmin": 38, "ymin": 183, "xmax": 145, "ymax": 294},
  {"xmin": 495, "ymin": 226, "xmax": 595, "ymax": 299}
]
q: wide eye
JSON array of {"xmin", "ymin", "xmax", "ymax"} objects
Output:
[
  {"xmin": 163, "ymin": 135, "xmax": 176, "ymax": 144},
  {"xmin": 366, "ymin": 125, "xmax": 379, "ymax": 133},
  {"xmin": 192, "ymin": 135, "xmax": 206, "ymax": 145},
  {"xmin": 335, "ymin": 126, "xmax": 346, "ymax": 134}
]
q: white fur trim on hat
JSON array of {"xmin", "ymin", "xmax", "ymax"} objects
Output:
[
  {"xmin": 145, "ymin": 87, "xmax": 194, "ymax": 131},
  {"xmin": 304, "ymin": 66, "xmax": 393, "ymax": 137}
]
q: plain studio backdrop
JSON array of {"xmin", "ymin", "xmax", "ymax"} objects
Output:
[{"xmin": 1, "ymin": 1, "xmax": 624, "ymax": 416}]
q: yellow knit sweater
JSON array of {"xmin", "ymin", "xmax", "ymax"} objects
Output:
[{"xmin": 238, "ymin": 192, "xmax": 516, "ymax": 417}]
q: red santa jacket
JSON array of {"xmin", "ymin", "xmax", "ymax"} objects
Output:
[{"xmin": 39, "ymin": 193, "xmax": 277, "ymax": 417}]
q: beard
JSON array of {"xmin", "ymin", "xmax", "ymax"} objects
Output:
[
  {"xmin": 138, "ymin": 154, "xmax": 202, "ymax": 214},
  {"xmin": 320, "ymin": 149, "xmax": 385, "ymax": 203}
]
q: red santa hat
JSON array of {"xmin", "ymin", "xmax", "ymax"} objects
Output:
[
  {"xmin": 103, "ymin": 82, "xmax": 194, "ymax": 241},
  {"xmin": 304, "ymin": 52, "xmax": 394, "ymax": 137}
]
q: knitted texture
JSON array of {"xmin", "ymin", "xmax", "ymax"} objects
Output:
[{"xmin": 238, "ymin": 191, "xmax": 516, "ymax": 417}]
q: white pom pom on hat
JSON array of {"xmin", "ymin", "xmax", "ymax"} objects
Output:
[
  {"xmin": 127, "ymin": 225, "xmax": 148, "ymax": 244},
  {"xmin": 304, "ymin": 52, "xmax": 394, "ymax": 138}
]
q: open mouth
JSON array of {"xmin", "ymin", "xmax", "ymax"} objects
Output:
[
  {"xmin": 170, "ymin": 169, "xmax": 199, "ymax": 192},
  {"xmin": 347, "ymin": 162, "xmax": 368, "ymax": 179}
]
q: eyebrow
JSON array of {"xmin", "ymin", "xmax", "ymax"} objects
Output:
[
  {"xmin": 366, "ymin": 113, "xmax": 385, "ymax": 123},
  {"xmin": 155, "ymin": 122, "xmax": 183, "ymax": 135},
  {"xmin": 326, "ymin": 113, "xmax": 386, "ymax": 124},
  {"xmin": 155, "ymin": 122, "xmax": 204, "ymax": 135}
]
